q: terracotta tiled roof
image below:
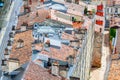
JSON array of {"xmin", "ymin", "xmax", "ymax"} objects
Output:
[
  {"xmin": 108, "ymin": 59, "xmax": 120, "ymax": 80},
  {"xmin": 72, "ymin": 22, "xmax": 83, "ymax": 29},
  {"xmin": 38, "ymin": 44, "xmax": 76, "ymax": 61},
  {"xmin": 17, "ymin": 9, "xmax": 49, "ymax": 29},
  {"xmin": 10, "ymin": 30, "xmax": 34, "ymax": 65},
  {"xmin": 22, "ymin": 61, "xmax": 62, "ymax": 80},
  {"xmin": 34, "ymin": 43, "xmax": 43, "ymax": 51},
  {"xmin": 17, "ymin": 0, "xmax": 50, "ymax": 30}
]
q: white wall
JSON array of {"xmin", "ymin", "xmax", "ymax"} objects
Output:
[
  {"xmin": 50, "ymin": 10, "xmax": 72, "ymax": 25},
  {"xmin": 8, "ymin": 61, "xmax": 20, "ymax": 72}
]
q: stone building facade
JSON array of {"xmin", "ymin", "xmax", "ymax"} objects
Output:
[
  {"xmin": 71, "ymin": 20, "xmax": 95, "ymax": 80},
  {"xmin": 92, "ymin": 32, "xmax": 102, "ymax": 68}
]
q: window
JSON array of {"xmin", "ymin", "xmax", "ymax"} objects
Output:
[
  {"xmin": 111, "ymin": 8, "xmax": 112, "ymax": 13},
  {"xmin": 75, "ymin": 0, "xmax": 79, "ymax": 4},
  {"xmin": 66, "ymin": 0, "xmax": 72, "ymax": 3},
  {"xmin": 107, "ymin": 8, "xmax": 109, "ymax": 14},
  {"xmin": 115, "ymin": 8, "xmax": 118, "ymax": 14}
]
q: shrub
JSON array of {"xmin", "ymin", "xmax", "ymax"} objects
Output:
[{"xmin": 110, "ymin": 28, "xmax": 116, "ymax": 40}]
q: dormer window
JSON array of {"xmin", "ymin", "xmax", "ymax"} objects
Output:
[
  {"xmin": 17, "ymin": 39, "xmax": 24, "ymax": 48},
  {"xmin": 21, "ymin": 22, "xmax": 28, "ymax": 32}
]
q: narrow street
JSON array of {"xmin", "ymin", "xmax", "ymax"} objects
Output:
[
  {"xmin": 0, "ymin": 0, "xmax": 23, "ymax": 76},
  {"xmin": 90, "ymin": 31, "xmax": 111, "ymax": 80},
  {"xmin": 100, "ymin": 31, "xmax": 111, "ymax": 80}
]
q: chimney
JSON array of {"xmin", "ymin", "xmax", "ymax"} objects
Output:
[
  {"xmin": 7, "ymin": 40, "xmax": 12, "ymax": 50},
  {"xmin": 12, "ymin": 25, "xmax": 15, "ymax": 31},
  {"xmin": 29, "ymin": 0, "xmax": 32, "ymax": 5},
  {"xmin": 72, "ymin": 30, "xmax": 75, "ymax": 36},
  {"xmin": 21, "ymin": 22, "xmax": 27, "ymax": 32},
  {"xmin": 12, "ymin": 25, "xmax": 16, "ymax": 34},
  {"xmin": 48, "ymin": 69, "xmax": 51, "ymax": 74},
  {"xmin": 100, "ymin": 28, "xmax": 102, "ymax": 32},
  {"xmin": 8, "ymin": 58, "xmax": 20, "ymax": 72},
  {"xmin": 45, "ymin": 40, "xmax": 50, "ymax": 47},
  {"xmin": 1, "ymin": 59, "xmax": 7, "ymax": 72},
  {"xmin": 44, "ymin": 40, "xmax": 50, "ymax": 52},
  {"xmin": 67, "ymin": 55, "xmax": 74, "ymax": 65},
  {"xmin": 32, "ymin": 44, "xmax": 35, "ymax": 50},
  {"xmin": 113, "ymin": 1, "xmax": 115, "ymax": 6},
  {"xmin": 9, "ymin": 32, "xmax": 14, "ymax": 42},
  {"xmin": 4, "ymin": 48, "xmax": 9, "ymax": 59},
  {"xmin": 51, "ymin": 61, "xmax": 59, "ymax": 76},
  {"xmin": 36, "ymin": 11, "xmax": 39, "ymax": 17},
  {"xmin": 9, "ymin": 32, "xmax": 14, "ymax": 38}
]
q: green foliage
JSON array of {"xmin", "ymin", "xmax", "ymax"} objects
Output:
[
  {"xmin": 92, "ymin": 9, "xmax": 95, "ymax": 14},
  {"xmin": 84, "ymin": 7, "xmax": 88, "ymax": 15},
  {"xmin": 72, "ymin": 17, "xmax": 76, "ymax": 22},
  {"xmin": 110, "ymin": 28, "xmax": 116, "ymax": 40}
]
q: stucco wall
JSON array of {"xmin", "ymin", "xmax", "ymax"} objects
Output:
[{"xmin": 50, "ymin": 9, "xmax": 72, "ymax": 25}]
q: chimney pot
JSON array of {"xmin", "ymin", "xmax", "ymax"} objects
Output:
[{"xmin": 51, "ymin": 61, "xmax": 59, "ymax": 76}]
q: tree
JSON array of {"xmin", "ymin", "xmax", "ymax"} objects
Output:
[{"xmin": 110, "ymin": 28, "xmax": 116, "ymax": 40}]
